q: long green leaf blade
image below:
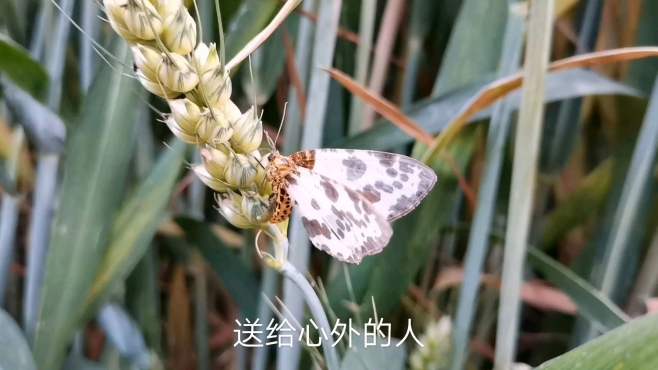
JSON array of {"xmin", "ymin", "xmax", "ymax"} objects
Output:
[
  {"xmin": 85, "ymin": 140, "xmax": 185, "ymax": 314},
  {"xmin": 0, "ymin": 34, "xmax": 48, "ymax": 100},
  {"xmin": 495, "ymin": 1, "xmax": 554, "ymax": 368},
  {"xmin": 595, "ymin": 77, "xmax": 658, "ymax": 299},
  {"xmin": 536, "ymin": 314, "xmax": 658, "ymax": 369},
  {"xmin": 225, "ymin": 0, "xmax": 278, "ymax": 64},
  {"xmin": 540, "ymin": 160, "xmax": 613, "ymax": 249},
  {"xmin": 431, "ymin": 0, "xmax": 507, "ymax": 96},
  {"xmin": 33, "ymin": 45, "xmax": 141, "ymax": 369},
  {"xmin": 450, "ymin": 7, "xmax": 525, "ymax": 369},
  {"xmin": 527, "ymin": 248, "xmax": 629, "ymax": 331}
]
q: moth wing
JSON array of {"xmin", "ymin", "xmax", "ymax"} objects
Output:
[
  {"xmin": 288, "ymin": 167, "xmax": 393, "ymax": 264},
  {"xmin": 306, "ymin": 149, "xmax": 437, "ymax": 221}
]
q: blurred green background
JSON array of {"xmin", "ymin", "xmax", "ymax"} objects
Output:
[{"xmin": 0, "ymin": 0, "xmax": 658, "ymax": 369}]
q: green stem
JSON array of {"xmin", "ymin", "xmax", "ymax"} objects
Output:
[
  {"xmin": 280, "ymin": 261, "xmax": 340, "ymax": 370},
  {"xmin": 494, "ymin": 1, "xmax": 554, "ymax": 368},
  {"xmin": 263, "ymin": 225, "xmax": 340, "ymax": 370}
]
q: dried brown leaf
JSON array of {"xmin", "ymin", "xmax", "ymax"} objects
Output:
[
  {"xmin": 167, "ymin": 266, "xmax": 194, "ymax": 370},
  {"xmin": 427, "ymin": 47, "xmax": 658, "ymax": 159},
  {"xmin": 327, "ymin": 68, "xmax": 434, "ymax": 145},
  {"xmin": 433, "ymin": 267, "xmax": 577, "ymax": 314}
]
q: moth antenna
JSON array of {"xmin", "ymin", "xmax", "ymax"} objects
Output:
[
  {"xmin": 264, "ymin": 132, "xmax": 276, "ymax": 152},
  {"xmin": 274, "ymin": 101, "xmax": 288, "ymax": 146}
]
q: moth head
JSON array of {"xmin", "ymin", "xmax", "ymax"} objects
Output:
[{"xmin": 267, "ymin": 151, "xmax": 291, "ymax": 168}]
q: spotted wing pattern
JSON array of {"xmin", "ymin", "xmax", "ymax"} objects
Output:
[
  {"xmin": 269, "ymin": 184, "xmax": 293, "ymax": 224},
  {"xmin": 287, "ymin": 167, "xmax": 393, "ymax": 264},
  {"xmin": 301, "ymin": 149, "xmax": 437, "ymax": 221}
]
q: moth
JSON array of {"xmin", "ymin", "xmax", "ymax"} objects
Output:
[{"xmin": 266, "ymin": 149, "xmax": 437, "ymax": 264}]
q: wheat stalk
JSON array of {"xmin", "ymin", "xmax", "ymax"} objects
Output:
[
  {"xmin": 102, "ymin": 1, "xmax": 340, "ymax": 368},
  {"xmin": 104, "ymin": 0, "xmax": 274, "ymax": 250}
]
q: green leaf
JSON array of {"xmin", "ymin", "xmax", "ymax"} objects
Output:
[
  {"xmin": 540, "ymin": 159, "xmax": 613, "ymax": 249},
  {"xmin": 570, "ymin": 144, "xmax": 638, "ymax": 344},
  {"xmin": 449, "ymin": 8, "xmax": 525, "ymax": 370},
  {"xmin": 594, "ymin": 78, "xmax": 658, "ymax": 298},
  {"xmin": 538, "ymin": 0, "xmax": 603, "ymax": 174},
  {"xmin": 495, "ymin": 2, "xmax": 554, "ymax": 367},
  {"xmin": 0, "ymin": 309, "xmax": 36, "ymax": 370},
  {"xmin": 85, "ymin": 140, "xmax": 185, "ymax": 315},
  {"xmin": 536, "ymin": 314, "xmax": 658, "ymax": 370},
  {"xmin": 347, "ymin": 0, "xmax": 379, "ymax": 133},
  {"xmin": 0, "ymin": 34, "xmax": 48, "ymax": 100},
  {"xmin": 626, "ymin": 1, "xmax": 658, "ymax": 95},
  {"xmin": 432, "ymin": 0, "xmax": 507, "ymax": 96},
  {"xmin": 127, "ymin": 247, "xmax": 163, "ymax": 352},
  {"xmin": 225, "ymin": 0, "xmax": 278, "ymax": 65},
  {"xmin": 240, "ymin": 18, "xmax": 292, "ymax": 105},
  {"xmin": 572, "ymin": 77, "xmax": 658, "ymax": 343},
  {"xmin": 0, "ymin": 0, "xmax": 26, "ymax": 43},
  {"xmin": 2, "ymin": 79, "xmax": 66, "ymax": 153},
  {"xmin": 338, "ymin": 69, "xmax": 642, "ymax": 151},
  {"xmin": 401, "ymin": 0, "xmax": 439, "ymax": 107},
  {"xmin": 176, "ymin": 217, "xmax": 260, "ymax": 319},
  {"xmin": 33, "ymin": 44, "xmax": 141, "ymax": 370},
  {"xmin": 527, "ymin": 248, "xmax": 628, "ymax": 331}
]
